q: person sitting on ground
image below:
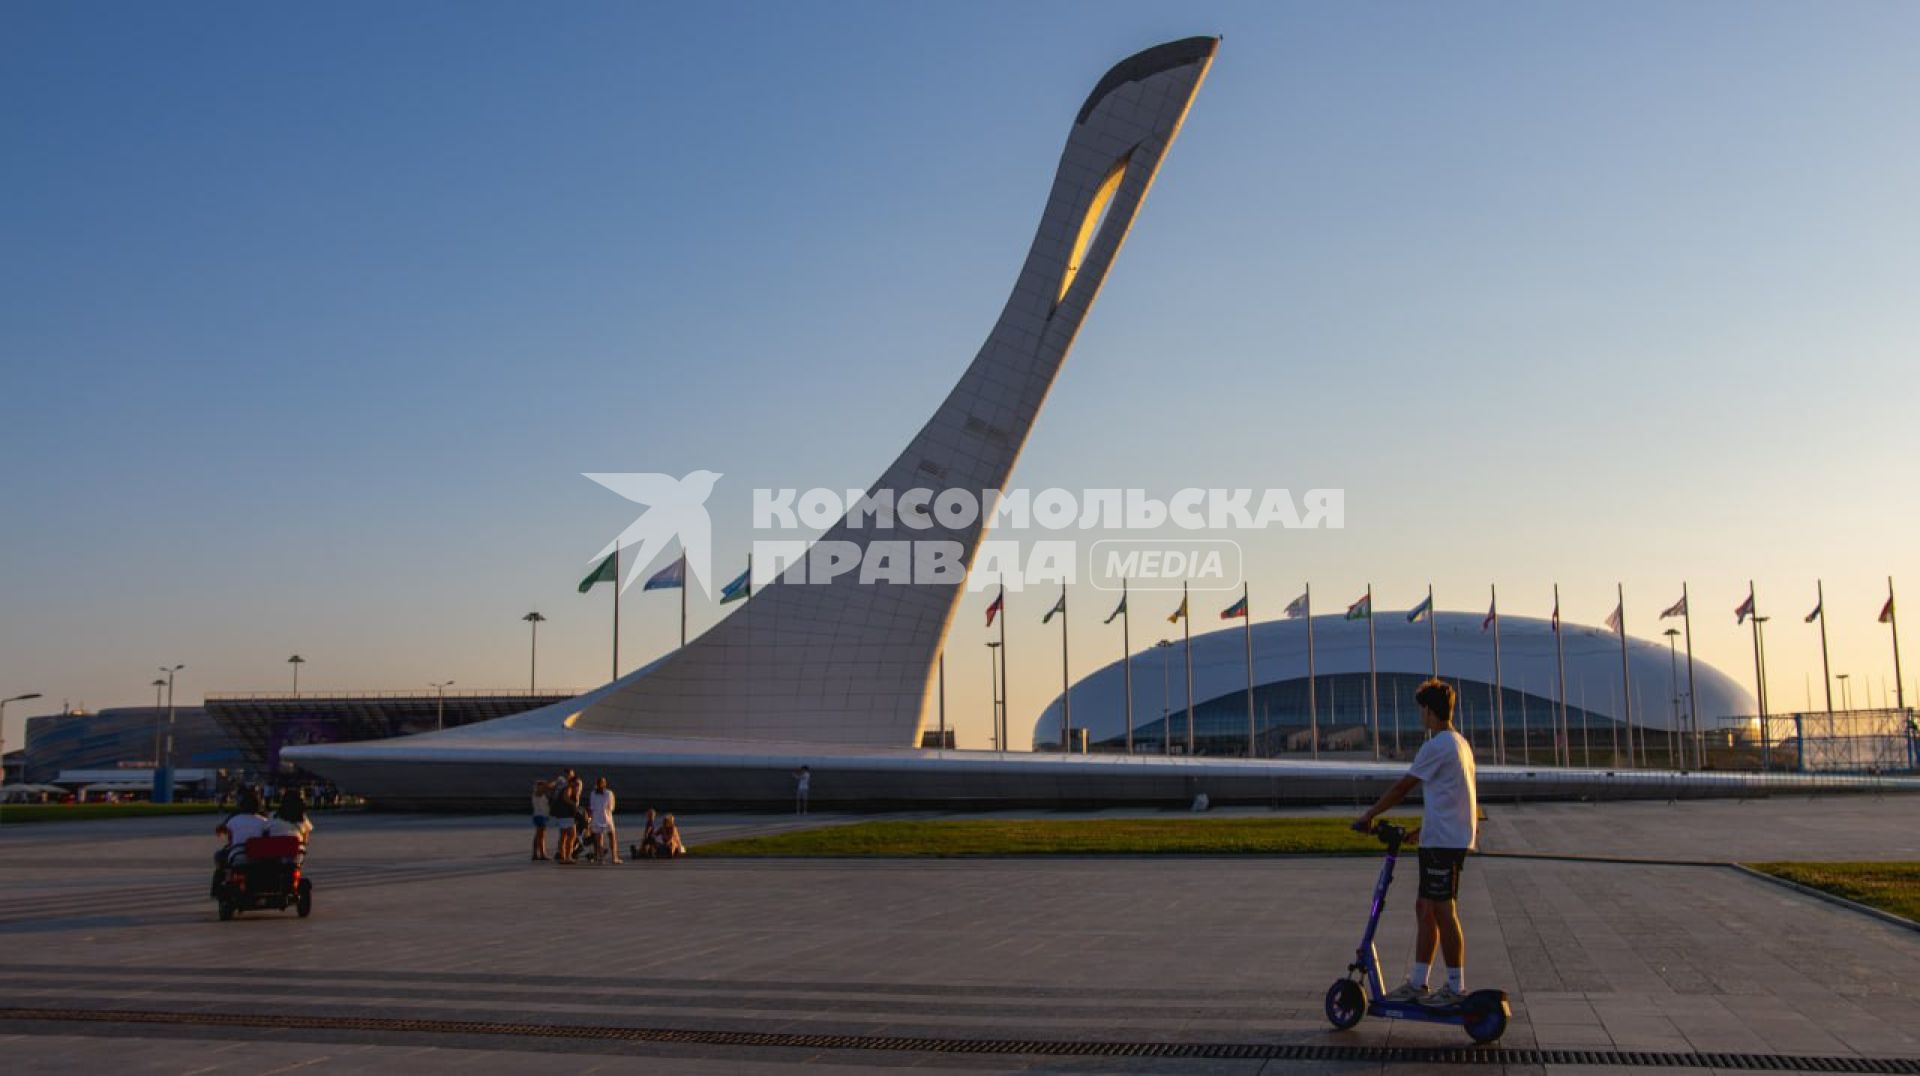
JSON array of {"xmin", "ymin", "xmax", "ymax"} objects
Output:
[
  {"xmin": 589, "ymin": 776, "xmax": 620, "ymax": 865},
  {"xmin": 530, "ymin": 779, "xmax": 551, "ymax": 861},
  {"xmin": 211, "ymin": 788, "xmax": 271, "ymax": 896},
  {"xmin": 1354, "ymin": 678, "xmax": 1479, "ymax": 1009},
  {"xmin": 629, "ymin": 808, "xmax": 659, "ymax": 860},
  {"xmin": 655, "ymin": 813, "xmax": 686, "ymax": 858}
]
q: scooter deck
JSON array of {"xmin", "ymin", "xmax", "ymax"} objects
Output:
[{"xmin": 1368, "ymin": 998, "xmax": 1473, "ymax": 1025}]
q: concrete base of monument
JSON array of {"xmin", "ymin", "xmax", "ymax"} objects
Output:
[{"xmin": 284, "ymin": 696, "xmax": 1919, "ymax": 810}]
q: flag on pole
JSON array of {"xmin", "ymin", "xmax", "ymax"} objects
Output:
[
  {"xmin": 1879, "ymin": 595, "xmax": 1895, "ymax": 624},
  {"xmin": 1735, "ymin": 594, "xmax": 1756, "ymax": 624},
  {"xmin": 719, "ymin": 565, "xmax": 751, "ymax": 604},
  {"xmin": 1284, "ymin": 592, "xmax": 1310, "ymax": 618},
  {"xmin": 1804, "ymin": 599, "xmax": 1822, "ymax": 624},
  {"xmin": 1407, "ymin": 594, "xmax": 1433, "ymax": 623},
  {"xmin": 1043, "ymin": 594, "xmax": 1066, "ymax": 623},
  {"xmin": 1482, "ymin": 601, "xmax": 1496, "ymax": 632},
  {"xmin": 1168, "ymin": 596, "xmax": 1188, "ymax": 623},
  {"xmin": 1104, "ymin": 594, "xmax": 1127, "ymax": 625},
  {"xmin": 1345, "ymin": 594, "xmax": 1371, "ymax": 620},
  {"xmin": 1605, "ymin": 603, "xmax": 1623, "ymax": 635},
  {"xmin": 985, "ymin": 591, "xmax": 1004, "ymax": 627},
  {"xmin": 1551, "ymin": 597, "xmax": 1560, "ymax": 633},
  {"xmin": 1220, "ymin": 595, "xmax": 1247, "ymax": 619},
  {"xmin": 644, "ymin": 556, "xmax": 686, "ymax": 591},
  {"xmin": 1660, "ymin": 595, "xmax": 1688, "ymax": 619},
  {"xmin": 578, "ymin": 551, "xmax": 618, "ymax": 593}
]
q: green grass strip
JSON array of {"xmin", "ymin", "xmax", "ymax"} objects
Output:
[
  {"xmin": 1747, "ymin": 861, "xmax": 1920, "ymax": 922},
  {"xmin": 0, "ymin": 802, "xmax": 222, "ymax": 824},
  {"xmin": 698, "ymin": 815, "xmax": 1420, "ymax": 857}
]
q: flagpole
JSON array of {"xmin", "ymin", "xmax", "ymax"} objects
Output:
[
  {"xmin": 1554, "ymin": 584, "xmax": 1567, "ymax": 767},
  {"xmin": 1491, "ymin": 584, "xmax": 1504, "ymax": 765},
  {"xmin": 679, "ymin": 554, "xmax": 688, "ymax": 648},
  {"xmin": 1306, "ymin": 583, "xmax": 1318, "ymax": 760},
  {"xmin": 1428, "ymin": 583, "xmax": 1438, "ymax": 677},
  {"xmin": 998, "ymin": 579, "xmax": 1009, "ymax": 754},
  {"xmin": 1617, "ymin": 582, "xmax": 1634, "ymax": 768},
  {"xmin": 1182, "ymin": 580, "xmax": 1194, "ymax": 755},
  {"xmin": 1682, "ymin": 582, "xmax": 1697, "ymax": 770},
  {"xmin": 1121, "ymin": 580, "xmax": 1133, "ymax": 754},
  {"xmin": 1059, "ymin": 582, "xmax": 1072, "ymax": 752},
  {"xmin": 1747, "ymin": 580, "xmax": 1765, "ymax": 770},
  {"xmin": 1367, "ymin": 582, "xmax": 1379, "ymax": 761},
  {"xmin": 1243, "ymin": 581, "xmax": 1255, "ymax": 758},
  {"xmin": 612, "ymin": 546, "xmax": 621, "ymax": 681},
  {"xmin": 1817, "ymin": 579, "xmax": 1833, "ymax": 715},
  {"xmin": 1891, "ymin": 577, "xmax": 1906, "ymax": 713}
]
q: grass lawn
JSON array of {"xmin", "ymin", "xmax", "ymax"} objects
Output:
[
  {"xmin": 0, "ymin": 802, "xmax": 222, "ymax": 824},
  {"xmin": 1748, "ymin": 862, "xmax": 1920, "ymax": 923},
  {"xmin": 698, "ymin": 815, "xmax": 1420, "ymax": 857}
]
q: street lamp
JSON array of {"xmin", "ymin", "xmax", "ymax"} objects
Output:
[
  {"xmin": 431, "ymin": 680, "xmax": 456, "ymax": 731},
  {"xmin": 1155, "ymin": 639, "xmax": 1175, "ymax": 756},
  {"xmin": 985, "ymin": 641, "xmax": 1002, "ymax": 751},
  {"xmin": 157, "ymin": 666, "xmax": 184, "ymax": 802},
  {"xmin": 521, "ymin": 612, "xmax": 546, "ymax": 694},
  {"xmin": 2, "ymin": 692, "xmax": 44, "ymax": 788},
  {"xmin": 287, "ymin": 654, "xmax": 306, "ymax": 695},
  {"xmin": 1837, "ymin": 673, "xmax": 1852, "ymax": 712}
]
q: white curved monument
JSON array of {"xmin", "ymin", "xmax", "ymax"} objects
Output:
[{"xmin": 574, "ymin": 36, "xmax": 1220, "ymax": 747}]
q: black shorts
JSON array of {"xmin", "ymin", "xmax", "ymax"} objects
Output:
[{"xmin": 1416, "ymin": 847, "xmax": 1468, "ymax": 901}]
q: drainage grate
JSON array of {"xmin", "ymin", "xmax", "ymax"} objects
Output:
[{"xmin": 1, "ymin": 1007, "xmax": 1916, "ymax": 1071}]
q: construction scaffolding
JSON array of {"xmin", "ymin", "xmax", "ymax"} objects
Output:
[{"xmin": 1789, "ymin": 709, "xmax": 1919, "ymax": 775}]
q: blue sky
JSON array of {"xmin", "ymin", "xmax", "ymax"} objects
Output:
[{"xmin": 4, "ymin": 2, "xmax": 1917, "ymax": 750}]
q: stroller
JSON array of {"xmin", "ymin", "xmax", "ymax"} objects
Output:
[{"xmin": 213, "ymin": 835, "xmax": 312, "ymax": 921}]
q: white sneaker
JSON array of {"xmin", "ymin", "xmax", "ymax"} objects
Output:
[{"xmin": 1382, "ymin": 981, "xmax": 1428, "ymax": 1003}]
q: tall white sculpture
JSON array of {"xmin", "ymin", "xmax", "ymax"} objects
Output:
[{"xmin": 577, "ymin": 37, "xmax": 1220, "ymax": 747}]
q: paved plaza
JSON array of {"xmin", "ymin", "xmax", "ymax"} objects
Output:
[{"xmin": 2, "ymin": 797, "xmax": 1918, "ymax": 1073}]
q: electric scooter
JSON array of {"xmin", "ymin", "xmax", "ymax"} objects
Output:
[{"xmin": 1323, "ymin": 821, "xmax": 1509, "ymax": 1044}]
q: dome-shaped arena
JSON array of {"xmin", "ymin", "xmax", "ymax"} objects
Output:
[{"xmin": 1032, "ymin": 611, "xmax": 1754, "ymax": 760}]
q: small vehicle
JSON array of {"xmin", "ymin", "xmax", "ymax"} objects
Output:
[
  {"xmin": 1324, "ymin": 821, "xmax": 1509, "ymax": 1044},
  {"xmin": 214, "ymin": 835, "xmax": 312, "ymax": 921}
]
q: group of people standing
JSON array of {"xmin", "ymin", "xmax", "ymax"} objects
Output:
[{"xmin": 531, "ymin": 770, "xmax": 683, "ymax": 864}]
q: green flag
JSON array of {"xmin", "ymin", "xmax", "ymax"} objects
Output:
[{"xmin": 578, "ymin": 551, "xmax": 617, "ymax": 593}]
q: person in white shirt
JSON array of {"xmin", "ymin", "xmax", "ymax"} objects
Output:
[
  {"xmin": 589, "ymin": 777, "xmax": 620, "ymax": 865},
  {"xmin": 211, "ymin": 788, "xmax": 271, "ymax": 896},
  {"xmin": 1355, "ymin": 678, "xmax": 1478, "ymax": 1009}
]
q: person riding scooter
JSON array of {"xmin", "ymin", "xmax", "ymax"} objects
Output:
[{"xmin": 1354, "ymin": 678, "xmax": 1478, "ymax": 1008}]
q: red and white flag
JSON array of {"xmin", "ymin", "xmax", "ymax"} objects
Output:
[
  {"xmin": 1735, "ymin": 594, "xmax": 1755, "ymax": 625},
  {"xmin": 1880, "ymin": 595, "xmax": 1896, "ymax": 624},
  {"xmin": 985, "ymin": 590, "xmax": 1004, "ymax": 627},
  {"xmin": 1605, "ymin": 604, "xmax": 1623, "ymax": 635},
  {"xmin": 1481, "ymin": 602, "xmax": 1496, "ymax": 632}
]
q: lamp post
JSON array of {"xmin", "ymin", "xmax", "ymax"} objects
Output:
[
  {"xmin": 1663, "ymin": 628, "xmax": 1682, "ymax": 771},
  {"xmin": 157, "ymin": 665, "xmax": 184, "ymax": 802},
  {"xmin": 287, "ymin": 654, "xmax": 306, "ymax": 695},
  {"xmin": 1837, "ymin": 673, "xmax": 1852, "ymax": 712},
  {"xmin": 984, "ymin": 642, "xmax": 1002, "ymax": 751},
  {"xmin": 431, "ymin": 680, "xmax": 455, "ymax": 731},
  {"xmin": 521, "ymin": 612, "xmax": 546, "ymax": 694},
  {"xmin": 2, "ymin": 692, "xmax": 43, "ymax": 790}
]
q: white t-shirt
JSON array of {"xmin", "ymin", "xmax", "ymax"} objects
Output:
[
  {"xmin": 1407, "ymin": 729, "xmax": 1477, "ymax": 850},
  {"xmin": 222, "ymin": 813, "xmax": 271, "ymax": 847},
  {"xmin": 590, "ymin": 789, "xmax": 615, "ymax": 829},
  {"xmin": 532, "ymin": 794, "xmax": 547, "ymax": 817}
]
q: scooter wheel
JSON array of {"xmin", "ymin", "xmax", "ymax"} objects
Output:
[
  {"xmin": 1463, "ymin": 1002, "xmax": 1507, "ymax": 1044},
  {"xmin": 217, "ymin": 900, "xmax": 235, "ymax": 922},
  {"xmin": 1324, "ymin": 979, "xmax": 1366, "ymax": 1030},
  {"xmin": 296, "ymin": 879, "xmax": 312, "ymax": 918}
]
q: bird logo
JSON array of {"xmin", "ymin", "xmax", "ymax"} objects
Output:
[{"xmin": 584, "ymin": 470, "xmax": 723, "ymax": 595}]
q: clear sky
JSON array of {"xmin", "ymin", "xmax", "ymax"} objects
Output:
[{"xmin": 4, "ymin": 2, "xmax": 1917, "ymax": 753}]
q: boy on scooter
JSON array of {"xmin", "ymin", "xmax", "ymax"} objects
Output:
[{"xmin": 1354, "ymin": 678, "xmax": 1478, "ymax": 1008}]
